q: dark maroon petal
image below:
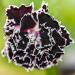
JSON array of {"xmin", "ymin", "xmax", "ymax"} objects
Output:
[
  {"xmin": 35, "ymin": 52, "xmax": 49, "ymax": 68},
  {"xmin": 20, "ymin": 14, "xmax": 36, "ymax": 32},
  {"xmin": 53, "ymin": 59, "xmax": 57, "ymax": 64},
  {"xmin": 55, "ymin": 52, "xmax": 64, "ymax": 59},
  {"xmin": 17, "ymin": 39, "xmax": 28, "ymax": 50},
  {"xmin": 42, "ymin": 4, "xmax": 48, "ymax": 12},
  {"xmin": 8, "ymin": 37, "xmax": 17, "ymax": 50},
  {"xmin": 61, "ymin": 27, "xmax": 72, "ymax": 46},
  {"xmin": 5, "ymin": 30, "xmax": 13, "ymax": 36},
  {"xmin": 7, "ymin": 45, "xmax": 13, "ymax": 60},
  {"xmin": 38, "ymin": 13, "xmax": 52, "ymax": 24},
  {"xmin": 23, "ymin": 56, "xmax": 31, "ymax": 64},
  {"xmin": 49, "ymin": 45, "xmax": 63, "ymax": 56},
  {"xmin": 40, "ymin": 62, "xmax": 47, "ymax": 68},
  {"xmin": 34, "ymin": 49, "xmax": 39, "ymax": 55},
  {"xmin": 26, "ymin": 44, "xmax": 35, "ymax": 54},
  {"xmin": 6, "ymin": 5, "xmax": 33, "ymax": 24},
  {"xmin": 40, "ymin": 30, "xmax": 51, "ymax": 46},
  {"xmin": 4, "ymin": 21, "xmax": 15, "ymax": 36},
  {"xmin": 52, "ymin": 30, "xmax": 65, "ymax": 46},
  {"xmin": 22, "ymin": 64, "xmax": 33, "ymax": 69},
  {"xmin": 19, "ymin": 5, "xmax": 32, "ymax": 16},
  {"xmin": 47, "ymin": 54, "xmax": 54, "ymax": 62},
  {"xmin": 22, "ymin": 64, "xmax": 30, "ymax": 68},
  {"xmin": 38, "ymin": 13, "xmax": 60, "ymax": 29},
  {"xmin": 32, "ymin": 12, "xmax": 38, "ymax": 21},
  {"xmin": 14, "ymin": 57, "xmax": 24, "ymax": 64},
  {"xmin": 14, "ymin": 50, "xmax": 26, "ymax": 57},
  {"xmin": 7, "ymin": 6, "xmax": 20, "ymax": 24},
  {"xmin": 27, "ymin": 54, "xmax": 35, "ymax": 61}
]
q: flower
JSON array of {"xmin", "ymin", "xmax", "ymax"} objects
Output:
[{"xmin": 2, "ymin": 3, "xmax": 72, "ymax": 71}]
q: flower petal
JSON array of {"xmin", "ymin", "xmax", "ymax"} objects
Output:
[{"xmin": 6, "ymin": 5, "xmax": 33, "ymax": 24}]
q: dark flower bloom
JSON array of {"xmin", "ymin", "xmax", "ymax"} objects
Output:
[{"xmin": 2, "ymin": 3, "xmax": 72, "ymax": 71}]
